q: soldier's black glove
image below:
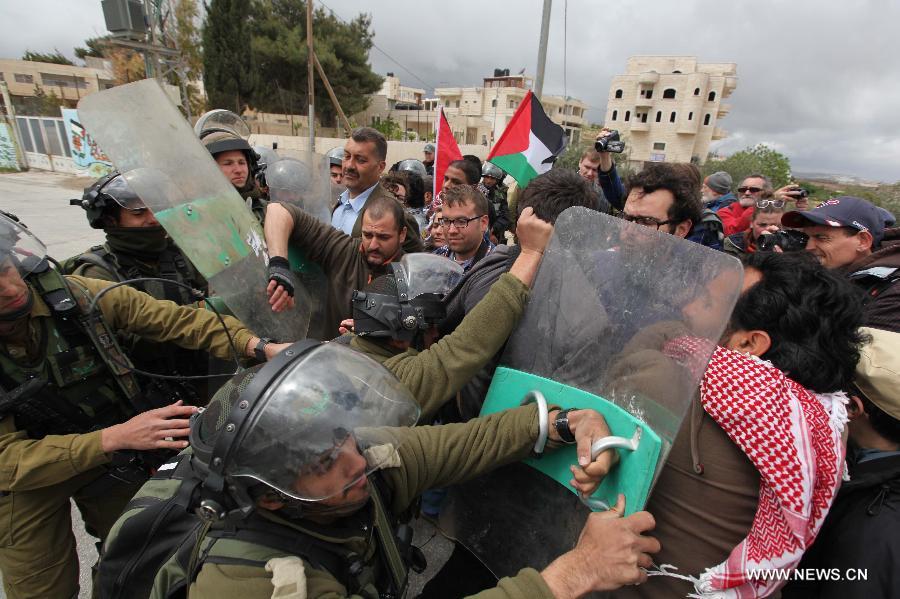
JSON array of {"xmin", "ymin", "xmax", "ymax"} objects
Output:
[{"xmin": 267, "ymin": 256, "xmax": 295, "ymax": 297}]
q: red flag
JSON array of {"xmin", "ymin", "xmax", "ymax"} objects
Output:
[{"xmin": 434, "ymin": 107, "xmax": 463, "ymax": 198}]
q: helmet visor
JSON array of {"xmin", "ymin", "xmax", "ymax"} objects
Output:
[
  {"xmin": 395, "ymin": 253, "xmax": 464, "ymax": 300},
  {"xmin": 0, "ymin": 213, "xmax": 48, "ymax": 277},
  {"xmin": 227, "ymin": 343, "xmax": 420, "ymax": 501},
  {"xmin": 194, "ymin": 109, "xmax": 251, "ymax": 139},
  {"xmin": 102, "ymin": 175, "xmax": 147, "ymax": 211}
]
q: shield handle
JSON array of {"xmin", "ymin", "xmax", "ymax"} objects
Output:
[{"xmin": 579, "ymin": 427, "xmax": 643, "ymax": 510}]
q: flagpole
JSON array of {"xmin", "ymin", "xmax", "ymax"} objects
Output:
[{"xmin": 534, "ymin": 0, "xmax": 552, "ymax": 100}]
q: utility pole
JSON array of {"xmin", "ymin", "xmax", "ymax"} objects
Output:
[
  {"xmin": 534, "ymin": 0, "xmax": 552, "ymax": 100},
  {"xmin": 306, "ymin": 0, "xmax": 315, "ymax": 154}
]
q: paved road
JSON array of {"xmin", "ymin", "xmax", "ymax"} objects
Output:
[{"xmin": 0, "ymin": 170, "xmax": 453, "ymax": 598}]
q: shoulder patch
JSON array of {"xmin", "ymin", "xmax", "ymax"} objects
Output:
[
  {"xmin": 363, "ymin": 443, "xmax": 401, "ymax": 470},
  {"xmin": 265, "ymin": 555, "xmax": 307, "ymax": 599}
]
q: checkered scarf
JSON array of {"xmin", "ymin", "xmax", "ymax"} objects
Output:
[{"xmin": 659, "ymin": 340, "xmax": 848, "ymax": 598}]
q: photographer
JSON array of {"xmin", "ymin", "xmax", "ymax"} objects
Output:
[
  {"xmin": 723, "ymin": 197, "xmax": 788, "ymax": 257},
  {"xmin": 783, "ymin": 196, "xmax": 900, "ymax": 332},
  {"xmin": 593, "ymin": 128, "xmax": 628, "ymax": 211}
]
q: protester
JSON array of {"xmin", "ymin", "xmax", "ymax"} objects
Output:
[
  {"xmin": 575, "ymin": 148, "xmax": 613, "ymax": 214},
  {"xmin": 618, "ymin": 251, "xmax": 866, "ymax": 598},
  {"xmin": 701, "ymin": 171, "xmax": 736, "ymax": 212},
  {"xmin": 783, "ymin": 196, "xmax": 899, "ymax": 332},
  {"xmin": 784, "ymin": 326, "xmax": 900, "ymax": 598},
  {"xmin": 620, "ymin": 162, "xmax": 701, "ymax": 240},
  {"xmin": 723, "ymin": 201, "xmax": 786, "ymax": 257},
  {"xmin": 330, "ymin": 127, "xmax": 390, "ymax": 236},
  {"xmin": 433, "ymin": 185, "xmax": 495, "ymax": 271},
  {"xmin": 264, "ymin": 194, "xmax": 416, "ymax": 339}
]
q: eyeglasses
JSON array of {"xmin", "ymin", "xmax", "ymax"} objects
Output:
[
  {"xmin": 738, "ymin": 186, "xmax": 763, "ymax": 194},
  {"xmin": 756, "ymin": 198, "xmax": 785, "ymax": 209},
  {"xmin": 438, "ymin": 216, "xmax": 482, "ymax": 229},
  {"xmin": 621, "ymin": 213, "xmax": 675, "ymax": 230}
]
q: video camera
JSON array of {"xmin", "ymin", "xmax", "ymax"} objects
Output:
[
  {"xmin": 757, "ymin": 229, "xmax": 809, "ymax": 252},
  {"xmin": 595, "ymin": 130, "xmax": 626, "ymax": 154}
]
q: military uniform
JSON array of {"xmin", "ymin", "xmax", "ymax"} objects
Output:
[
  {"xmin": 66, "ymin": 231, "xmax": 218, "ymax": 404},
  {"xmin": 0, "ymin": 271, "xmax": 252, "ymax": 599},
  {"xmin": 176, "ymin": 404, "xmax": 557, "ymax": 599}
]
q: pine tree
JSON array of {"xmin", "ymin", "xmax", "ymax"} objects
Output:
[{"xmin": 202, "ymin": 0, "xmax": 255, "ymax": 112}]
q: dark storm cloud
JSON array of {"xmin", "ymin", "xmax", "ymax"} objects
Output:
[{"xmin": 4, "ymin": 0, "xmax": 898, "ymax": 181}]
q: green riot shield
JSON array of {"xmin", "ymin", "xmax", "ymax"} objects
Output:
[
  {"xmin": 441, "ymin": 206, "xmax": 742, "ymax": 579},
  {"xmin": 77, "ymin": 80, "xmax": 310, "ymax": 341}
]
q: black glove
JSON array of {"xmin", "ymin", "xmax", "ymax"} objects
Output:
[{"xmin": 267, "ymin": 256, "xmax": 295, "ymax": 297}]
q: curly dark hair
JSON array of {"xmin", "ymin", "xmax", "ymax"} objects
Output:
[
  {"xmin": 518, "ymin": 168, "xmax": 599, "ymax": 223},
  {"xmin": 624, "ymin": 163, "xmax": 702, "ymax": 228},
  {"xmin": 730, "ymin": 252, "xmax": 868, "ymax": 392}
]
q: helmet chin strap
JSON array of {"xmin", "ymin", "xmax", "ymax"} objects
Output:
[{"xmin": 0, "ymin": 289, "xmax": 34, "ymax": 322}]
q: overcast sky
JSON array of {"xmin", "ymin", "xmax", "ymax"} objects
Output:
[{"xmin": 4, "ymin": 0, "xmax": 899, "ymax": 182}]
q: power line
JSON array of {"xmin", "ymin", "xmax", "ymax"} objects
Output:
[{"xmin": 314, "ymin": 0, "xmax": 436, "ymax": 91}]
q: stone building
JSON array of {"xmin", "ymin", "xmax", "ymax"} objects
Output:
[
  {"xmin": 0, "ymin": 57, "xmax": 116, "ymax": 110},
  {"xmin": 605, "ymin": 56, "xmax": 737, "ymax": 169}
]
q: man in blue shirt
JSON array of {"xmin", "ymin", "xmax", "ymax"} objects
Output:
[{"xmin": 331, "ymin": 127, "xmax": 389, "ymax": 235}]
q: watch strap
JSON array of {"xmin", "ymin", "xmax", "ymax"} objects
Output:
[
  {"xmin": 254, "ymin": 337, "xmax": 271, "ymax": 362},
  {"xmin": 554, "ymin": 408, "xmax": 577, "ymax": 444}
]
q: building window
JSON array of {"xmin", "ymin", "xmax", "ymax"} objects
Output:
[
  {"xmin": 491, "ymin": 99, "xmax": 496, "ymax": 107},
  {"xmin": 694, "ymin": 87, "xmax": 700, "ymax": 96},
  {"xmin": 0, "ymin": 73, "xmax": 4, "ymax": 82},
  {"xmin": 655, "ymin": 111, "xmax": 662, "ymax": 123},
  {"xmin": 645, "ymin": 89, "xmax": 653, "ymax": 99},
  {"xmin": 663, "ymin": 88, "xmax": 676, "ymax": 99},
  {"xmin": 509, "ymin": 100, "xmax": 516, "ymax": 109},
  {"xmin": 704, "ymin": 114, "xmax": 711, "ymax": 126},
  {"xmin": 641, "ymin": 112, "xmax": 648, "ymax": 123},
  {"xmin": 611, "ymin": 110, "xmax": 618, "ymax": 121},
  {"xmin": 708, "ymin": 91, "xmax": 716, "ymax": 102},
  {"xmin": 653, "ymin": 142, "xmax": 666, "ymax": 150},
  {"xmin": 455, "ymin": 100, "xmax": 460, "ymax": 108},
  {"xmin": 688, "ymin": 112, "xmax": 693, "ymax": 120},
  {"xmin": 614, "ymin": 89, "xmax": 623, "ymax": 99},
  {"xmin": 670, "ymin": 111, "xmax": 676, "ymax": 123},
  {"xmin": 444, "ymin": 100, "xmax": 450, "ymax": 107},
  {"xmin": 624, "ymin": 110, "xmax": 630, "ymax": 122},
  {"xmin": 14, "ymin": 73, "xmax": 33, "ymax": 84}
]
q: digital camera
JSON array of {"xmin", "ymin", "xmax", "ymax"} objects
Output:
[{"xmin": 595, "ymin": 130, "xmax": 626, "ymax": 153}]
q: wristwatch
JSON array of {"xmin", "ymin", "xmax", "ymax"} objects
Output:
[
  {"xmin": 553, "ymin": 408, "xmax": 577, "ymax": 444},
  {"xmin": 254, "ymin": 337, "xmax": 271, "ymax": 362}
]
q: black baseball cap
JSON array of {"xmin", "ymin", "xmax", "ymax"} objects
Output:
[{"xmin": 782, "ymin": 196, "xmax": 885, "ymax": 246}]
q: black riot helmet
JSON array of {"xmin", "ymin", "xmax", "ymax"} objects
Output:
[
  {"xmin": 71, "ymin": 171, "xmax": 148, "ymax": 229},
  {"xmin": 188, "ymin": 340, "xmax": 419, "ymax": 522},
  {"xmin": 352, "ymin": 254, "xmax": 463, "ymax": 344}
]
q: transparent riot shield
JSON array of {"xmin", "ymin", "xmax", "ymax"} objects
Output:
[
  {"xmin": 441, "ymin": 207, "xmax": 742, "ymax": 579},
  {"xmin": 77, "ymin": 80, "xmax": 310, "ymax": 341},
  {"xmin": 194, "ymin": 109, "xmax": 252, "ymax": 139},
  {"xmin": 265, "ymin": 155, "xmax": 333, "ymax": 338}
]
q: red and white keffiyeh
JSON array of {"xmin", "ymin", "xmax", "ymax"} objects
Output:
[{"xmin": 659, "ymin": 341, "xmax": 848, "ymax": 598}]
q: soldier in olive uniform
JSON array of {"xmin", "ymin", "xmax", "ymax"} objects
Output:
[
  {"xmin": 104, "ymin": 342, "xmax": 659, "ymax": 599},
  {"xmin": 0, "ymin": 214, "xmax": 286, "ymax": 599},
  {"xmin": 67, "ymin": 172, "xmax": 215, "ymax": 404}
]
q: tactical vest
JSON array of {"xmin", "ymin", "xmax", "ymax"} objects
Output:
[
  {"xmin": 100, "ymin": 452, "xmax": 412, "ymax": 599},
  {"xmin": 0, "ymin": 268, "xmax": 142, "ymax": 439},
  {"xmin": 68, "ymin": 243, "xmax": 203, "ymax": 306},
  {"xmin": 67, "ymin": 243, "xmax": 214, "ymax": 405}
]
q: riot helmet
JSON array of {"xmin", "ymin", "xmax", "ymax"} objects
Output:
[
  {"xmin": 195, "ymin": 109, "xmax": 260, "ymax": 183},
  {"xmin": 72, "ymin": 171, "xmax": 148, "ymax": 229},
  {"xmin": 326, "ymin": 146, "xmax": 345, "ymax": 168},
  {"xmin": 189, "ymin": 341, "xmax": 420, "ymax": 521},
  {"xmin": 0, "ymin": 213, "xmax": 48, "ymax": 320},
  {"xmin": 266, "ymin": 158, "xmax": 312, "ymax": 205},
  {"xmin": 482, "ymin": 161, "xmax": 505, "ymax": 182},
  {"xmin": 252, "ymin": 145, "xmax": 279, "ymax": 170},
  {"xmin": 352, "ymin": 254, "xmax": 463, "ymax": 344},
  {"xmin": 398, "ymin": 159, "xmax": 427, "ymax": 179}
]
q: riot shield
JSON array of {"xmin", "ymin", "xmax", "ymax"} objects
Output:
[
  {"xmin": 77, "ymin": 80, "xmax": 310, "ymax": 341},
  {"xmin": 441, "ymin": 207, "xmax": 742, "ymax": 579},
  {"xmin": 265, "ymin": 155, "xmax": 333, "ymax": 339}
]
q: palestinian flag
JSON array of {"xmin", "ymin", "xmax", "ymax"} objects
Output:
[
  {"xmin": 433, "ymin": 107, "xmax": 462, "ymax": 199},
  {"xmin": 487, "ymin": 91, "xmax": 568, "ymax": 187}
]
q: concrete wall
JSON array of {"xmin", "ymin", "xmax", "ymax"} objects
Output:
[{"xmin": 248, "ymin": 134, "xmax": 491, "ymax": 167}]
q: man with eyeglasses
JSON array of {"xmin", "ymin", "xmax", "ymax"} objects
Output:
[
  {"xmin": 620, "ymin": 163, "xmax": 701, "ymax": 240},
  {"xmin": 782, "ymin": 196, "xmax": 900, "ymax": 332},
  {"xmin": 432, "ymin": 185, "xmax": 495, "ymax": 272}
]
